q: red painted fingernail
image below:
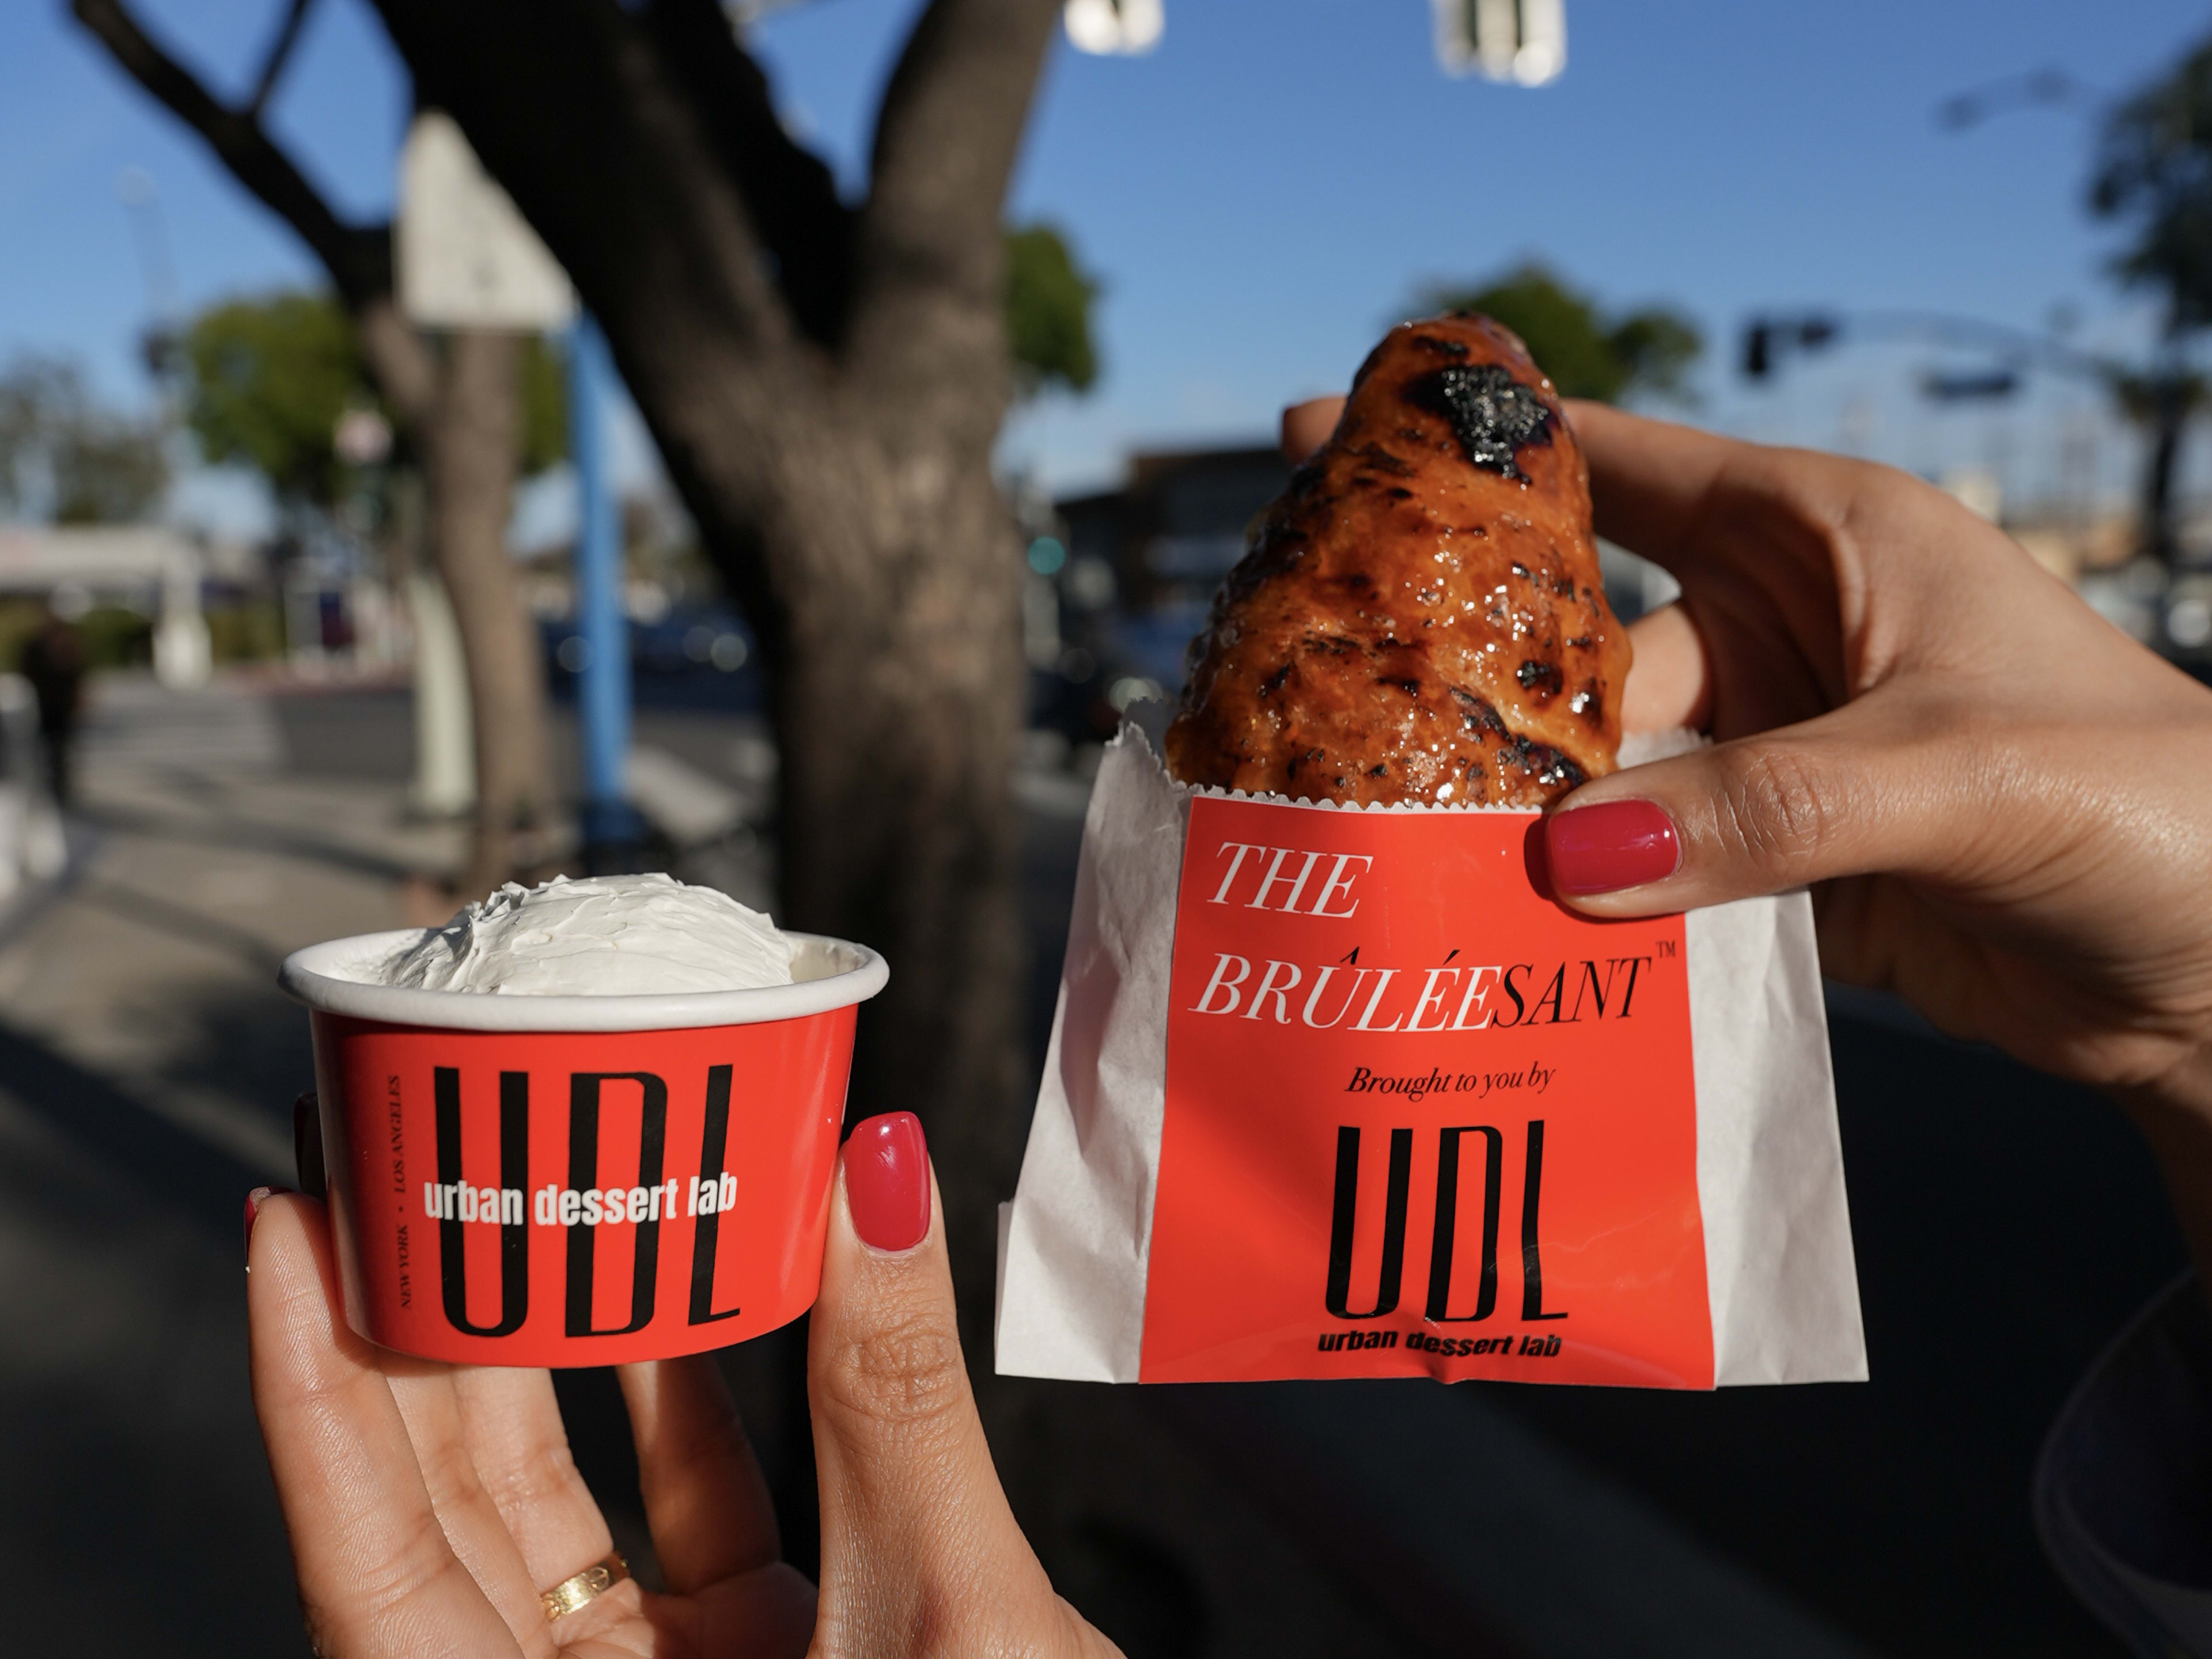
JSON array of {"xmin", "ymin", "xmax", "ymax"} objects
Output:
[
  {"xmin": 244, "ymin": 1185, "xmax": 290, "ymax": 1266},
  {"xmin": 844, "ymin": 1113, "xmax": 930, "ymax": 1253},
  {"xmin": 1545, "ymin": 800, "xmax": 1681, "ymax": 895}
]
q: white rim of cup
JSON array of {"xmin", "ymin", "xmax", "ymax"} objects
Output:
[{"xmin": 279, "ymin": 929, "xmax": 889, "ymax": 1033}]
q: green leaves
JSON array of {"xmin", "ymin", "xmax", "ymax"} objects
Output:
[
  {"xmin": 1602, "ymin": 309, "xmax": 1702, "ymax": 403},
  {"xmin": 0, "ymin": 357, "xmax": 168, "ymax": 525},
  {"xmin": 518, "ymin": 335, "xmax": 568, "ymax": 475},
  {"xmin": 180, "ymin": 291, "xmax": 570, "ymax": 505},
  {"xmin": 1421, "ymin": 263, "xmax": 1702, "ymax": 406},
  {"xmin": 2091, "ymin": 35, "xmax": 2212, "ymax": 333},
  {"xmin": 1005, "ymin": 222, "xmax": 1100, "ymax": 397},
  {"xmin": 183, "ymin": 291, "xmax": 368, "ymax": 507}
]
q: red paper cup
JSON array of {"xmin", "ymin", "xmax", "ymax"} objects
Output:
[{"xmin": 279, "ymin": 929, "xmax": 887, "ymax": 1366}]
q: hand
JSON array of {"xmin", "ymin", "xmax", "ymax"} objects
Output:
[
  {"xmin": 245, "ymin": 1114, "xmax": 1120, "ymax": 1658},
  {"xmin": 1285, "ymin": 395, "xmax": 2212, "ymax": 1270},
  {"xmin": 1541, "ymin": 400, "xmax": 2212, "ymax": 1091}
]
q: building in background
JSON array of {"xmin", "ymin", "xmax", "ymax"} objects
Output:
[
  {"xmin": 1050, "ymin": 445, "xmax": 1290, "ymax": 734},
  {"xmin": 1041, "ymin": 441, "xmax": 1697, "ymax": 742},
  {"xmin": 0, "ymin": 524, "xmax": 212, "ymax": 687}
]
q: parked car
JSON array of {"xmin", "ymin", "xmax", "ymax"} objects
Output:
[{"xmin": 542, "ymin": 607, "xmax": 764, "ymax": 712}]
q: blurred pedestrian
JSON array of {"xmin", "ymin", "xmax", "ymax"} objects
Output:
[{"xmin": 18, "ymin": 606, "xmax": 85, "ymax": 807}]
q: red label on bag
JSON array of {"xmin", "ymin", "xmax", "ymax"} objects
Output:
[
  {"xmin": 311, "ymin": 1009, "xmax": 855, "ymax": 1366},
  {"xmin": 1138, "ymin": 797, "xmax": 1710, "ymax": 1387}
]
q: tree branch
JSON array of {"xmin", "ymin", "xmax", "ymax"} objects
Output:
[
  {"xmin": 372, "ymin": 1, "xmax": 793, "ymax": 360},
  {"xmin": 641, "ymin": 0, "xmax": 855, "ymax": 347},
  {"xmin": 354, "ymin": 296, "xmax": 437, "ymax": 435},
  {"xmin": 366, "ymin": 0, "xmax": 821, "ymax": 648},
  {"xmin": 247, "ymin": 0, "xmax": 316, "ymax": 118},
  {"xmin": 847, "ymin": 0, "xmax": 1060, "ymax": 391},
  {"xmin": 71, "ymin": 0, "xmax": 391, "ymax": 310}
]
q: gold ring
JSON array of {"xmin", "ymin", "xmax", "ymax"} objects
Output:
[{"xmin": 540, "ymin": 1551, "xmax": 630, "ymax": 1622}]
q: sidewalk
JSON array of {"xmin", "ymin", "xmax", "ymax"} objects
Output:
[{"xmin": 0, "ymin": 673, "xmax": 444, "ymax": 1651}]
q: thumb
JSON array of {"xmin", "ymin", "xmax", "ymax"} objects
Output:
[
  {"xmin": 1543, "ymin": 699, "xmax": 1955, "ymax": 915},
  {"xmin": 1280, "ymin": 395, "xmax": 1345, "ymax": 463},
  {"xmin": 806, "ymin": 1113, "xmax": 1085, "ymax": 1657}
]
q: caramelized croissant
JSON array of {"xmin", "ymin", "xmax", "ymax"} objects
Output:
[{"xmin": 1164, "ymin": 314, "xmax": 1628, "ymax": 806}]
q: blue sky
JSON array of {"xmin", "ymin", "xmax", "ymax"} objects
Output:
[{"xmin": 3, "ymin": 0, "xmax": 2207, "ymax": 521}]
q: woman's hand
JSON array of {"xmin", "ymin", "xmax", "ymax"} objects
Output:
[
  {"xmin": 246, "ymin": 1114, "xmax": 1120, "ymax": 1658},
  {"xmin": 1543, "ymin": 402, "xmax": 2212, "ymax": 1096},
  {"xmin": 1286, "ymin": 394, "xmax": 2212, "ymax": 1270}
]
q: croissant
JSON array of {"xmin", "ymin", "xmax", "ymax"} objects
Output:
[{"xmin": 1164, "ymin": 313, "xmax": 1628, "ymax": 806}]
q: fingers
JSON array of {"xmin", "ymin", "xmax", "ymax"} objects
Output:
[
  {"xmin": 619, "ymin": 1358, "xmax": 817, "ymax": 1657},
  {"xmin": 445, "ymin": 1366, "xmax": 616, "ymax": 1603},
  {"xmin": 1561, "ymin": 399, "xmax": 1744, "ymax": 567},
  {"xmin": 1281, "ymin": 396, "xmax": 1344, "ymax": 463},
  {"xmin": 247, "ymin": 1195, "xmax": 522, "ymax": 1659},
  {"xmin": 808, "ymin": 1113, "xmax": 1084, "ymax": 1657},
  {"xmin": 1620, "ymin": 603, "xmax": 1711, "ymax": 733},
  {"xmin": 616, "ymin": 1357, "xmax": 780, "ymax": 1594},
  {"xmin": 1545, "ymin": 698, "xmax": 1957, "ymax": 916},
  {"xmin": 382, "ymin": 1369, "xmax": 560, "ymax": 1647}
]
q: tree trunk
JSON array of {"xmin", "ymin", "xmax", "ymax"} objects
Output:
[
  {"xmin": 66, "ymin": 2, "xmax": 560, "ymax": 902},
  {"xmin": 768, "ymin": 437, "xmax": 1030, "ymax": 1327},
  {"xmin": 425, "ymin": 329, "xmax": 552, "ymax": 898},
  {"xmin": 361, "ymin": 0, "xmax": 1058, "ymax": 1336}
]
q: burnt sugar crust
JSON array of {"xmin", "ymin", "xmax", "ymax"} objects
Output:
[{"xmin": 1165, "ymin": 313, "xmax": 1629, "ymax": 807}]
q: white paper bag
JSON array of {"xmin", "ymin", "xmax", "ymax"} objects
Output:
[{"xmin": 996, "ymin": 730, "xmax": 1865, "ymax": 1389}]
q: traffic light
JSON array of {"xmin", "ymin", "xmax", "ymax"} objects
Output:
[
  {"xmin": 1741, "ymin": 315, "xmax": 1843, "ymax": 382},
  {"xmin": 1743, "ymin": 322, "xmax": 1773, "ymax": 381}
]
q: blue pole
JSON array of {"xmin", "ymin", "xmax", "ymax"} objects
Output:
[{"xmin": 565, "ymin": 315, "xmax": 642, "ymax": 857}]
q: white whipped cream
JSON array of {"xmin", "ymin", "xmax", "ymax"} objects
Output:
[{"xmin": 380, "ymin": 873, "xmax": 796, "ymax": 996}]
